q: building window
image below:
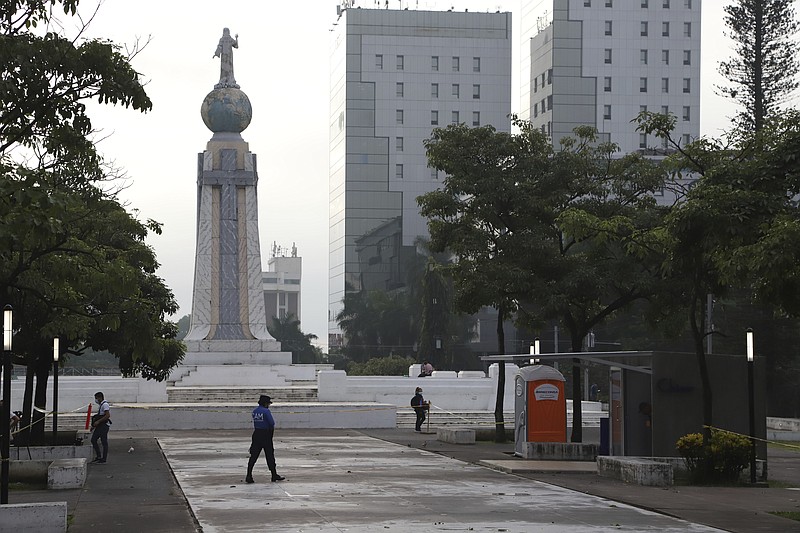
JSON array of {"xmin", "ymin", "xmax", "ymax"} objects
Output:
[
  {"xmin": 431, "ymin": 56, "xmax": 439, "ymax": 71},
  {"xmin": 603, "ymin": 105, "xmax": 611, "ymax": 120},
  {"xmin": 395, "ymin": 164, "xmax": 403, "ymax": 179},
  {"xmin": 639, "ymin": 134, "xmax": 647, "ymax": 148},
  {"xmin": 641, "ymin": 21, "xmax": 648, "ymax": 36},
  {"xmin": 683, "ymin": 78, "xmax": 691, "ymax": 93},
  {"xmin": 682, "ymin": 133, "xmax": 691, "ymax": 145},
  {"xmin": 662, "ymin": 22, "xmax": 670, "ymax": 36},
  {"xmin": 452, "ymin": 56, "xmax": 460, "ymax": 72},
  {"xmin": 396, "ymin": 55, "xmax": 404, "ymax": 70},
  {"xmin": 396, "ymin": 137, "xmax": 404, "ymax": 151},
  {"xmin": 472, "ymin": 84, "xmax": 480, "ymax": 99},
  {"xmin": 396, "ymin": 82, "xmax": 404, "ymax": 98},
  {"xmin": 662, "ymin": 0, "xmax": 670, "ymax": 7},
  {"xmin": 605, "ymin": 0, "xmax": 612, "ymax": 6},
  {"xmin": 547, "ymin": 95, "xmax": 553, "ymax": 110},
  {"xmin": 542, "ymin": 72, "xmax": 546, "ymax": 86},
  {"xmin": 640, "ymin": 49, "xmax": 648, "ymax": 64},
  {"xmin": 684, "ymin": 0, "xmax": 692, "ymax": 7},
  {"xmin": 605, "ymin": 20, "xmax": 613, "ymax": 36},
  {"xmin": 547, "ymin": 69, "xmax": 553, "ymax": 85},
  {"xmin": 472, "ymin": 111, "xmax": 480, "ymax": 126},
  {"xmin": 473, "ymin": 57, "xmax": 481, "ymax": 72},
  {"xmin": 533, "ymin": 102, "xmax": 539, "ymax": 117},
  {"xmin": 661, "ymin": 105, "xmax": 669, "ymax": 115},
  {"xmin": 451, "ymin": 111, "xmax": 459, "ymax": 124},
  {"xmin": 640, "ymin": 105, "xmax": 648, "ymax": 113},
  {"xmin": 604, "ymin": 48, "xmax": 612, "ymax": 64},
  {"xmin": 641, "ymin": 0, "xmax": 648, "ymax": 7},
  {"xmin": 452, "ymin": 84, "xmax": 460, "ymax": 98},
  {"xmin": 662, "ymin": 49, "xmax": 669, "ymax": 64},
  {"xmin": 430, "ymin": 167, "xmax": 438, "ymax": 180},
  {"xmin": 396, "ymin": 109, "xmax": 403, "ymax": 125},
  {"xmin": 661, "ymin": 78, "xmax": 669, "ymax": 93},
  {"xmin": 682, "ymin": 106, "xmax": 691, "ymax": 121},
  {"xmin": 683, "ymin": 50, "xmax": 691, "ymax": 65},
  {"xmin": 584, "ymin": 0, "xmax": 591, "ymax": 6},
  {"xmin": 604, "ymin": 76, "xmax": 612, "ymax": 92},
  {"xmin": 640, "ymin": 77, "xmax": 648, "ymax": 92},
  {"xmin": 431, "ymin": 110, "xmax": 438, "ymax": 125},
  {"xmin": 541, "ymin": 98, "xmax": 546, "ymax": 113},
  {"xmin": 684, "ymin": 22, "xmax": 692, "ymax": 37},
  {"xmin": 376, "ymin": 54, "xmax": 383, "ymax": 69},
  {"xmin": 431, "ymin": 83, "xmax": 439, "ymax": 98}
]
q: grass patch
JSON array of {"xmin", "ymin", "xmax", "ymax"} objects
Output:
[{"xmin": 770, "ymin": 511, "xmax": 800, "ymax": 521}]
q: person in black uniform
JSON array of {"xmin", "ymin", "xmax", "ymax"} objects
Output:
[
  {"xmin": 245, "ymin": 395, "xmax": 285, "ymax": 483},
  {"xmin": 411, "ymin": 387, "xmax": 429, "ymax": 432}
]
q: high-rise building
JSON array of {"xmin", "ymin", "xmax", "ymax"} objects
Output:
[
  {"xmin": 328, "ymin": 6, "xmax": 512, "ymax": 346},
  {"xmin": 263, "ymin": 242, "xmax": 302, "ymax": 326},
  {"xmin": 520, "ymin": 0, "xmax": 701, "ymax": 153}
]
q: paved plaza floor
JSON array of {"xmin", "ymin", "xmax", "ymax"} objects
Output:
[
  {"xmin": 12, "ymin": 428, "xmax": 800, "ymax": 532},
  {"xmin": 158, "ymin": 432, "xmax": 722, "ymax": 532}
]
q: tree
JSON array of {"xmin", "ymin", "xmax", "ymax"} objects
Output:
[
  {"xmin": 335, "ymin": 286, "xmax": 416, "ymax": 361},
  {"xmin": 1, "ymin": 0, "xmax": 184, "ymax": 441},
  {"xmin": 718, "ymin": 0, "xmax": 800, "ymax": 132},
  {"xmin": 421, "ymin": 122, "xmax": 548, "ymax": 442},
  {"xmin": 420, "ymin": 119, "xmax": 668, "ymax": 442},
  {"xmin": 635, "ymin": 110, "xmax": 800, "ymax": 448},
  {"xmin": 267, "ymin": 313, "xmax": 321, "ymax": 364}
]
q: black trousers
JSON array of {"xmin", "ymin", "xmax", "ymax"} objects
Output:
[
  {"xmin": 414, "ymin": 408, "xmax": 426, "ymax": 431},
  {"xmin": 247, "ymin": 428, "xmax": 277, "ymax": 475}
]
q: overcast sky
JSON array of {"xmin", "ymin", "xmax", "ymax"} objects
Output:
[{"xmin": 76, "ymin": 1, "xmax": 753, "ymax": 348}]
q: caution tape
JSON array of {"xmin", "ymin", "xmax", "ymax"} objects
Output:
[{"xmin": 705, "ymin": 425, "xmax": 800, "ymax": 451}]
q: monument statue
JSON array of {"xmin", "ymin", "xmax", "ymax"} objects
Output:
[{"xmin": 214, "ymin": 28, "xmax": 240, "ymax": 89}]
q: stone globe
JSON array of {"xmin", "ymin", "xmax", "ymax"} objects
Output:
[{"xmin": 200, "ymin": 87, "xmax": 252, "ymax": 133}]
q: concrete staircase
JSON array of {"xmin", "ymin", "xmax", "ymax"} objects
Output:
[
  {"xmin": 396, "ymin": 409, "xmax": 608, "ymax": 429},
  {"xmin": 166, "ymin": 385, "xmax": 318, "ymax": 403}
]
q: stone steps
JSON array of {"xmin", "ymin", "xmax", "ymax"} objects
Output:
[
  {"xmin": 166, "ymin": 386, "xmax": 319, "ymax": 403},
  {"xmin": 396, "ymin": 409, "xmax": 607, "ymax": 429}
]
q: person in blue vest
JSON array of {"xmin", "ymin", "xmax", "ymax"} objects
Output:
[{"xmin": 245, "ymin": 394, "xmax": 285, "ymax": 483}]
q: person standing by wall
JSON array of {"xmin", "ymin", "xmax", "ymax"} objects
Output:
[
  {"xmin": 246, "ymin": 395, "xmax": 285, "ymax": 483},
  {"xmin": 90, "ymin": 392, "xmax": 111, "ymax": 464}
]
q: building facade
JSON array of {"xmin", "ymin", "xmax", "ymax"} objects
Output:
[
  {"xmin": 520, "ymin": 0, "xmax": 701, "ymax": 153},
  {"xmin": 263, "ymin": 243, "xmax": 302, "ymax": 326},
  {"xmin": 328, "ymin": 7, "xmax": 512, "ymax": 346}
]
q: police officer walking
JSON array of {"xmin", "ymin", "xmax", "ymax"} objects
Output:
[{"xmin": 245, "ymin": 395, "xmax": 285, "ymax": 483}]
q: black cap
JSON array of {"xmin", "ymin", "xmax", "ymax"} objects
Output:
[{"xmin": 259, "ymin": 395, "xmax": 272, "ymax": 406}]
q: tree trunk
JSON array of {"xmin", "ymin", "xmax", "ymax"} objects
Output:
[
  {"xmin": 21, "ymin": 367, "xmax": 35, "ymax": 444},
  {"xmin": 569, "ymin": 332, "xmax": 583, "ymax": 443},
  {"xmin": 30, "ymin": 356, "xmax": 50, "ymax": 443},
  {"xmin": 494, "ymin": 304, "xmax": 507, "ymax": 443},
  {"xmin": 689, "ymin": 299, "xmax": 713, "ymax": 445},
  {"xmin": 754, "ymin": 0, "xmax": 764, "ymax": 132}
]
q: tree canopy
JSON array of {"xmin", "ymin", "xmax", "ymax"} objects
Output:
[
  {"xmin": 718, "ymin": 0, "xmax": 800, "ymax": 132},
  {"xmin": 633, "ymin": 109, "xmax": 800, "ymax": 441},
  {"xmin": 419, "ymin": 119, "xmax": 669, "ymax": 442},
  {"xmin": 1, "ymin": 0, "xmax": 183, "ymax": 440}
]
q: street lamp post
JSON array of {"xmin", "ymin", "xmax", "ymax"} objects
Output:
[
  {"xmin": 746, "ymin": 328, "xmax": 756, "ymax": 484},
  {"xmin": 529, "ymin": 337, "xmax": 540, "ymax": 365},
  {"xmin": 53, "ymin": 338, "xmax": 59, "ymax": 446},
  {"xmin": 2, "ymin": 304, "xmax": 13, "ymax": 504}
]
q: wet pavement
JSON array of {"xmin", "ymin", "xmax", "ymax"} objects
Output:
[{"xmin": 9, "ymin": 428, "xmax": 800, "ymax": 532}]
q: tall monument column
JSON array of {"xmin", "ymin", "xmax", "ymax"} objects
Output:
[{"xmin": 184, "ymin": 29, "xmax": 287, "ymax": 363}]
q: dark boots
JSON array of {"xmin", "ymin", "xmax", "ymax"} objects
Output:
[{"xmin": 271, "ymin": 470, "xmax": 285, "ymax": 482}]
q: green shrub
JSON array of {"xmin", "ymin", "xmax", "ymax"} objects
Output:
[
  {"xmin": 676, "ymin": 429, "xmax": 752, "ymax": 484},
  {"xmin": 347, "ymin": 355, "xmax": 416, "ymax": 376}
]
